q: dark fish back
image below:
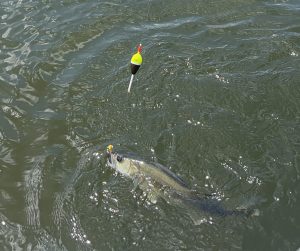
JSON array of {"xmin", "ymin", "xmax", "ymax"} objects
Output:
[{"xmin": 149, "ymin": 162, "xmax": 189, "ymax": 189}]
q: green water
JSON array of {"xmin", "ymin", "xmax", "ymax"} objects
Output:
[{"xmin": 1, "ymin": 0, "xmax": 300, "ymax": 250}]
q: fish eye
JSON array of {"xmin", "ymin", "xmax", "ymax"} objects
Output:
[{"xmin": 117, "ymin": 155, "xmax": 123, "ymax": 162}]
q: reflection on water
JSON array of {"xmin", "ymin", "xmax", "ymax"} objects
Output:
[{"xmin": 1, "ymin": 0, "xmax": 300, "ymax": 250}]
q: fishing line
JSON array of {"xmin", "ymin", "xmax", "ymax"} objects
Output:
[
  {"xmin": 146, "ymin": 0, "xmax": 151, "ymax": 21},
  {"xmin": 127, "ymin": 0, "xmax": 151, "ymax": 93}
]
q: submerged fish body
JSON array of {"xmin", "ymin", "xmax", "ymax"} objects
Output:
[
  {"xmin": 106, "ymin": 150, "xmax": 253, "ymax": 224},
  {"xmin": 107, "ymin": 151, "xmax": 191, "ymax": 196}
]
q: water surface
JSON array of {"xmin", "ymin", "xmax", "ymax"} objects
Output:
[{"xmin": 1, "ymin": 0, "xmax": 300, "ymax": 250}]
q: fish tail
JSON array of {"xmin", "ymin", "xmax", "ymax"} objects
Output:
[
  {"xmin": 182, "ymin": 197, "xmax": 260, "ymax": 221},
  {"xmin": 231, "ymin": 208, "xmax": 260, "ymax": 217}
]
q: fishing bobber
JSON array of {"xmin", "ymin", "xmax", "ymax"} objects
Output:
[
  {"xmin": 128, "ymin": 44, "xmax": 143, "ymax": 93},
  {"xmin": 131, "ymin": 44, "xmax": 143, "ymax": 74}
]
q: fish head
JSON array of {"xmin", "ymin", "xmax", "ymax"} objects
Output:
[{"xmin": 106, "ymin": 148, "xmax": 137, "ymax": 177}]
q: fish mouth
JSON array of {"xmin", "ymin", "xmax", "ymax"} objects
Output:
[
  {"xmin": 106, "ymin": 144, "xmax": 114, "ymax": 165},
  {"xmin": 106, "ymin": 151, "xmax": 112, "ymax": 165}
]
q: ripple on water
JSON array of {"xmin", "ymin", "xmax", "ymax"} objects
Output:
[
  {"xmin": 0, "ymin": 0, "xmax": 300, "ymax": 250},
  {"xmin": 0, "ymin": 212, "xmax": 68, "ymax": 250},
  {"xmin": 0, "ymin": 112, "xmax": 20, "ymax": 142},
  {"xmin": 51, "ymin": 148, "xmax": 97, "ymax": 250},
  {"xmin": 23, "ymin": 156, "xmax": 47, "ymax": 229}
]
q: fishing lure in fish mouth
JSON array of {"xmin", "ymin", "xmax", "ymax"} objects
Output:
[
  {"xmin": 128, "ymin": 44, "xmax": 143, "ymax": 93},
  {"xmin": 107, "ymin": 144, "xmax": 113, "ymax": 153},
  {"xmin": 106, "ymin": 144, "xmax": 114, "ymax": 164}
]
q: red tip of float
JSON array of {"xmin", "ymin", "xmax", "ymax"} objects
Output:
[{"xmin": 137, "ymin": 44, "xmax": 142, "ymax": 53}]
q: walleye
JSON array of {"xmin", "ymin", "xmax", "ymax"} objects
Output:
[{"xmin": 106, "ymin": 145, "xmax": 255, "ymax": 224}]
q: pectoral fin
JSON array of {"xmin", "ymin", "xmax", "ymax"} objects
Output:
[
  {"xmin": 137, "ymin": 178, "xmax": 160, "ymax": 204},
  {"xmin": 132, "ymin": 176, "xmax": 144, "ymax": 191},
  {"xmin": 147, "ymin": 192, "xmax": 158, "ymax": 204}
]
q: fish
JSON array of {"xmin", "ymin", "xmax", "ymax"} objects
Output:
[{"xmin": 106, "ymin": 146, "xmax": 257, "ymax": 224}]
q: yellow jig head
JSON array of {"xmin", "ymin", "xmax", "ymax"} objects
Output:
[{"xmin": 107, "ymin": 144, "xmax": 113, "ymax": 153}]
